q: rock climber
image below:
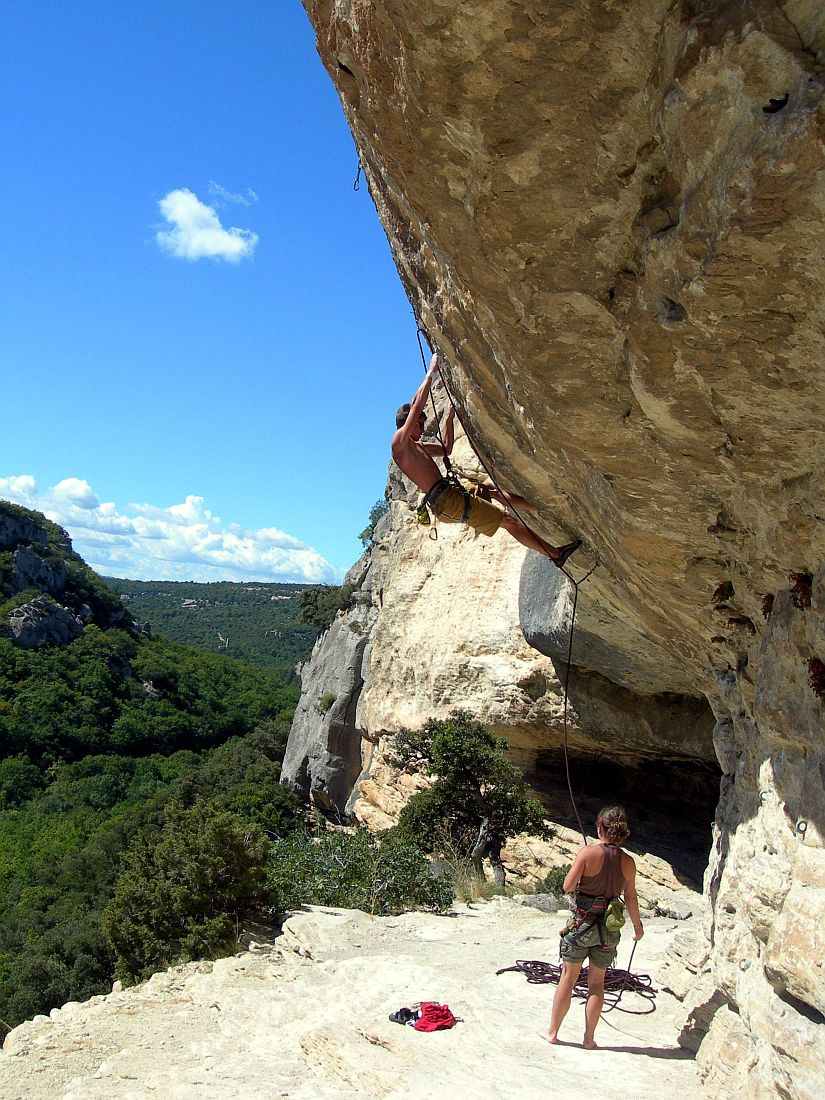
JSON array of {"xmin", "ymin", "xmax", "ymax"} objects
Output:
[
  {"xmin": 538, "ymin": 806, "xmax": 644, "ymax": 1049},
  {"xmin": 391, "ymin": 354, "xmax": 583, "ymax": 567}
]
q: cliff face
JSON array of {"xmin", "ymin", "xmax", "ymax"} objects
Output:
[
  {"xmin": 283, "ymin": 432, "xmax": 716, "ymax": 878},
  {"xmin": 300, "ymin": 3, "xmax": 824, "ymax": 1096},
  {"xmin": 0, "ymin": 500, "xmax": 131, "ymax": 645}
]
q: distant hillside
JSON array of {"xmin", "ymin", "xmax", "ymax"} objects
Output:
[
  {"xmin": 0, "ymin": 501, "xmax": 305, "ymax": 1028},
  {"xmin": 106, "ymin": 578, "xmax": 318, "ymax": 680}
]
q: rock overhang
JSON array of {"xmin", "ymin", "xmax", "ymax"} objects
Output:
[
  {"xmin": 301, "ymin": 3, "xmax": 825, "ymax": 1092},
  {"xmin": 303, "ymin": 0, "xmax": 824, "ymax": 700}
]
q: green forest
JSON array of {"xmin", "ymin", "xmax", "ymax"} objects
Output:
[
  {"xmin": 106, "ymin": 578, "xmax": 319, "ymax": 680},
  {"xmin": 0, "ymin": 501, "xmax": 534, "ymax": 1034},
  {"xmin": 0, "ymin": 502, "xmax": 311, "ymax": 1028},
  {"xmin": 0, "ymin": 624, "xmax": 304, "ymax": 1027}
]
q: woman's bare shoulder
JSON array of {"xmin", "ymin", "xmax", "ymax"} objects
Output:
[
  {"xmin": 580, "ymin": 843, "xmax": 606, "ymax": 870},
  {"xmin": 619, "ymin": 848, "xmax": 637, "ymax": 872}
]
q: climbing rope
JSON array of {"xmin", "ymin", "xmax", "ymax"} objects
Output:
[
  {"xmin": 415, "ymin": 326, "xmax": 459, "ymax": 484},
  {"xmin": 410, "ymin": 323, "xmax": 654, "ymax": 1014},
  {"xmin": 496, "ymin": 942, "xmax": 656, "ymax": 1015},
  {"xmin": 560, "ymin": 565, "xmax": 599, "ymax": 847},
  {"xmin": 413, "ymin": 322, "xmax": 598, "ymax": 844}
]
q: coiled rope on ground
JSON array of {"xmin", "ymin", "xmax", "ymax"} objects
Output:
[{"xmin": 496, "ymin": 952, "xmax": 657, "ymax": 1015}]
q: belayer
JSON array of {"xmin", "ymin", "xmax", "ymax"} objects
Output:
[
  {"xmin": 391, "ymin": 354, "xmax": 582, "ymax": 567},
  {"xmin": 539, "ymin": 806, "xmax": 644, "ymax": 1049}
]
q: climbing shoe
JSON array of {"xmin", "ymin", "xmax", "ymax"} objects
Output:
[{"xmin": 553, "ymin": 538, "xmax": 583, "ymax": 570}]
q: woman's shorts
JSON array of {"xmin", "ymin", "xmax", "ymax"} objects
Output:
[
  {"xmin": 432, "ymin": 485, "xmax": 503, "ymax": 537},
  {"xmin": 560, "ymin": 921, "xmax": 621, "ymax": 970}
]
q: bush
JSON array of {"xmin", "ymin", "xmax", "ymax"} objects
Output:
[
  {"xmin": 297, "ymin": 584, "xmax": 354, "ymax": 634},
  {"xmin": 535, "ymin": 865, "xmax": 571, "ymax": 897},
  {"xmin": 267, "ymin": 828, "xmax": 453, "ymax": 916},
  {"xmin": 389, "ymin": 711, "xmax": 551, "ymax": 885},
  {"xmin": 104, "ymin": 800, "xmax": 270, "ymax": 983},
  {"xmin": 315, "ymin": 692, "xmax": 336, "ymax": 716},
  {"xmin": 358, "ymin": 499, "xmax": 389, "ymax": 548}
]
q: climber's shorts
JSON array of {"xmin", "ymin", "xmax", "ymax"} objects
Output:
[
  {"xmin": 559, "ymin": 922, "xmax": 621, "ymax": 970},
  {"xmin": 432, "ymin": 484, "xmax": 503, "ymax": 537}
]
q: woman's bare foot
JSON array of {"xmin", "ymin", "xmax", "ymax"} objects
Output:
[
  {"xmin": 537, "ymin": 1028, "xmax": 559, "ymax": 1045},
  {"xmin": 582, "ymin": 1039, "xmax": 598, "ymax": 1050}
]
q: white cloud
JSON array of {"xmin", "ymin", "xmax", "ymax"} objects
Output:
[
  {"xmin": 0, "ymin": 476, "xmax": 342, "ymax": 584},
  {"xmin": 208, "ymin": 181, "xmax": 258, "ymax": 208},
  {"xmin": 51, "ymin": 477, "xmax": 100, "ymax": 510},
  {"xmin": 156, "ymin": 188, "xmax": 258, "ymax": 263}
]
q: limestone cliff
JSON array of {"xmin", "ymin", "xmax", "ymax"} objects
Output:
[
  {"xmin": 300, "ymin": 3, "xmax": 824, "ymax": 1096},
  {"xmin": 281, "ymin": 437, "xmax": 585, "ymax": 820},
  {"xmin": 283, "ymin": 428, "xmax": 716, "ymax": 887}
]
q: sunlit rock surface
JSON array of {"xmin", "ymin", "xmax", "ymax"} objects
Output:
[
  {"xmin": 0, "ymin": 902, "xmax": 703, "ymax": 1100},
  {"xmin": 303, "ymin": 2, "xmax": 824, "ymax": 1095},
  {"xmin": 284, "ymin": 432, "xmax": 716, "ymax": 858},
  {"xmin": 281, "ymin": 554, "xmax": 376, "ymax": 819}
]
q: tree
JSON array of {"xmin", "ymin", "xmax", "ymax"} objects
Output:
[
  {"xmin": 388, "ymin": 710, "xmax": 551, "ymax": 885},
  {"xmin": 296, "ymin": 583, "xmax": 354, "ymax": 634},
  {"xmin": 0, "ymin": 754, "xmax": 43, "ymax": 807},
  {"xmin": 104, "ymin": 800, "xmax": 270, "ymax": 983},
  {"xmin": 359, "ymin": 499, "xmax": 389, "ymax": 548},
  {"xmin": 267, "ymin": 827, "xmax": 452, "ymax": 915}
]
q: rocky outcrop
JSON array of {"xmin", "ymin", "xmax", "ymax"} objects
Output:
[
  {"xmin": 7, "ymin": 596, "xmax": 83, "ymax": 649},
  {"xmin": 520, "ymin": 552, "xmax": 715, "ymax": 762},
  {"xmin": 0, "ymin": 508, "xmax": 51, "ymax": 553},
  {"xmin": 280, "ymin": 554, "xmax": 378, "ymax": 818},
  {"xmin": 302, "ymin": 3, "xmax": 824, "ymax": 1095},
  {"xmin": 10, "ymin": 545, "xmax": 67, "ymax": 596},
  {"xmin": 1, "ymin": 500, "xmax": 132, "ymax": 644}
]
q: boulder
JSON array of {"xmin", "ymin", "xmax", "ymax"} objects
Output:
[{"xmin": 7, "ymin": 597, "xmax": 83, "ymax": 649}]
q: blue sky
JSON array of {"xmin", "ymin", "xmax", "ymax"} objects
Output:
[{"xmin": 1, "ymin": 1, "xmax": 420, "ymax": 583}]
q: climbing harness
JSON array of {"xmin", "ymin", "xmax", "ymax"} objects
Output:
[
  {"xmin": 422, "ymin": 477, "xmax": 472, "ymax": 523},
  {"xmin": 562, "ymin": 893, "xmax": 614, "ymax": 948},
  {"xmin": 496, "ymin": 944, "xmax": 656, "ymax": 1016}
]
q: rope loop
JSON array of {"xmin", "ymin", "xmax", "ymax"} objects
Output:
[{"xmin": 496, "ymin": 954, "xmax": 656, "ymax": 1015}]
